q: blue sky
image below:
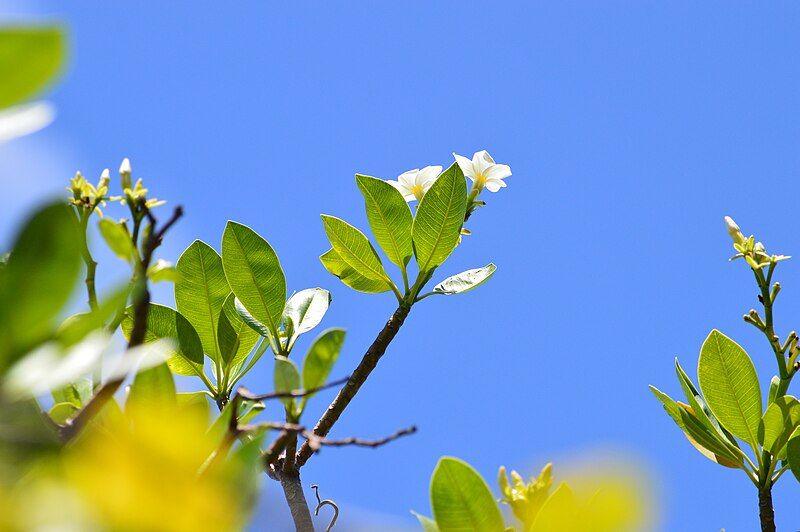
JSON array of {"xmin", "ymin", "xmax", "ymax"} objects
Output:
[{"xmin": 4, "ymin": 1, "xmax": 800, "ymax": 530}]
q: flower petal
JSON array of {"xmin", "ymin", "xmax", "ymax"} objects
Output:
[
  {"xmin": 484, "ymin": 179, "xmax": 506, "ymax": 192},
  {"xmin": 397, "ymin": 169, "xmax": 419, "ymax": 188},
  {"xmin": 472, "ymin": 150, "xmax": 494, "ymax": 174},
  {"xmin": 484, "ymin": 163, "xmax": 511, "ymax": 181},
  {"xmin": 417, "ymin": 165, "xmax": 443, "ymax": 187},
  {"xmin": 453, "ymin": 153, "xmax": 475, "ymax": 178}
]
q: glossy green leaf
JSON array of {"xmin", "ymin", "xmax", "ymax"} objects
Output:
[
  {"xmin": 175, "ymin": 240, "xmax": 230, "ymax": 364},
  {"xmin": 356, "ymin": 174, "xmax": 413, "ymax": 267},
  {"xmin": 301, "ymin": 328, "xmax": 345, "ymax": 407},
  {"xmin": 697, "ymin": 329, "xmax": 762, "ymax": 448},
  {"xmin": 412, "ymin": 163, "xmax": 467, "ymax": 273},
  {"xmin": 0, "ymin": 202, "xmax": 81, "ymax": 371},
  {"xmin": 677, "ymin": 405, "xmax": 742, "ymax": 468},
  {"xmin": 320, "ymin": 215, "xmax": 391, "ymax": 284},
  {"xmin": 433, "ymin": 263, "xmax": 496, "ymax": 295},
  {"xmin": 787, "ymin": 427, "xmax": 800, "ymax": 482},
  {"xmin": 760, "ymin": 396, "xmax": 800, "ymax": 455},
  {"xmin": 274, "ymin": 357, "xmax": 301, "ymax": 417},
  {"xmin": 411, "ymin": 511, "xmax": 440, "ymax": 532},
  {"xmin": 0, "ymin": 27, "xmax": 65, "ymax": 108},
  {"xmin": 283, "ymin": 288, "xmax": 331, "ymax": 343},
  {"xmin": 430, "ymin": 457, "xmax": 505, "ymax": 532},
  {"xmin": 222, "ymin": 221, "xmax": 286, "ymax": 335},
  {"xmin": 319, "ymin": 248, "xmax": 389, "ymax": 293},
  {"xmin": 222, "ymin": 294, "xmax": 260, "ymax": 374},
  {"xmin": 98, "ymin": 218, "xmax": 133, "ymax": 261},
  {"xmin": 121, "ymin": 303, "xmax": 204, "ymax": 377},
  {"xmin": 233, "ymin": 297, "xmax": 271, "ymax": 337}
]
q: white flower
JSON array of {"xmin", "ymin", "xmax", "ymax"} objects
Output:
[
  {"xmin": 386, "ymin": 165, "xmax": 443, "ymax": 202},
  {"xmin": 453, "ymin": 150, "xmax": 511, "ymax": 192},
  {"xmin": 724, "ymin": 216, "xmax": 746, "ymax": 245}
]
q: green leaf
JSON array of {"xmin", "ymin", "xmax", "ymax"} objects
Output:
[
  {"xmin": 320, "ymin": 215, "xmax": 391, "ymax": 285},
  {"xmin": 222, "ymin": 294, "xmax": 260, "ymax": 374},
  {"xmin": 52, "ymin": 377, "xmax": 91, "ymax": 408},
  {"xmin": 274, "ymin": 357, "xmax": 301, "ymax": 417},
  {"xmin": 121, "ymin": 303, "xmax": 204, "ymax": 377},
  {"xmin": 760, "ymin": 396, "xmax": 800, "ymax": 455},
  {"xmin": 432, "ymin": 263, "xmax": 496, "ymax": 295},
  {"xmin": 49, "ymin": 401, "xmax": 79, "ymax": 424},
  {"xmin": 356, "ymin": 174, "xmax": 413, "ymax": 268},
  {"xmin": 216, "ymin": 305, "xmax": 240, "ymax": 366},
  {"xmin": 97, "ymin": 218, "xmax": 133, "ymax": 261},
  {"xmin": 320, "ymin": 248, "xmax": 389, "ymax": 293},
  {"xmin": 411, "ymin": 511, "xmax": 440, "ymax": 532},
  {"xmin": 412, "ymin": 163, "xmax": 467, "ymax": 273},
  {"xmin": 283, "ymin": 288, "xmax": 331, "ymax": 344},
  {"xmin": 176, "ymin": 391, "xmax": 211, "ymax": 424},
  {"xmin": 0, "ymin": 27, "xmax": 65, "ymax": 108},
  {"xmin": 233, "ymin": 297, "xmax": 272, "ymax": 337},
  {"xmin": 697, "ymin": 329, "xmax": 762, "ymax": 449},
  {"xmin": 430, "ymin": 457, "xmax": 505, "ymax": 532},
  {"xmin": 530, "ymin": 483, "xmax": 578, "ymax": 532},
  {"xmin": 175, "ymin": 240, "xmax": 231, "ymax": 364},
  {"xmin": 126, "ymin": 362, "xmax": 176, "ymax": 414},
  {"xmin": 222, "ymin": 221, "xmax": 286, "ymax": 335},
  {"xmin": 147, "ymin": 259, "xmax": 180, "ymax": 283},
  {"xmin": 0, "ymin": 202, "xmax": 81, "ymax": 371},
  {"xmin": 787, "ymin": 427, "xmax": 800, "ymax": 482},
  {"xmin": 55, "ymin": 284, "xmax": 131, "ymax": 347},
  {"xmin": 301, "ymin": 328, "xmax": 345, "ymax": 408}
]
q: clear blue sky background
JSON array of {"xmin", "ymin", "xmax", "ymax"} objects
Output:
[{"xmin": 3, "ymin": 2, "xmax": 800, "ymax": 530}]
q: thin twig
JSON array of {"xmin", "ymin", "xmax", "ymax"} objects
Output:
[
  {"xmin": 311, "ymin": 425, "xmax": 417, "ymax": 448},
  {"xmin": 236, "ymin": 376, "xmax": 350, "ymax": 403}
]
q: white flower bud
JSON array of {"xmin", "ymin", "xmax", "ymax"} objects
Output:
[
  {"xmin": 724, "ymin": 216, "xmax": 745, "ymax": 245},
  {"xmin": 119, "ymin": 158, "xmax": 132, "ymax": 190}
]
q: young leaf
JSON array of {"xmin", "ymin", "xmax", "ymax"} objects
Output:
[
  {"xmin": 787, "ymin": 427, "xmax": 800, "ymax": 482},
  {"xmin": 301, "ymin": 328, "xmax": 345, "ymax": 407},
  {"xmin": 222, "ymin": 221, "xmax": 286, "ymax": 335},
  {"xmin": 697, "ymin": 330, "xmax": 762, "ymax": 449},
  {"xmin": 147, "ymin": 259, "xmax": 180, "ymax": 283},
  {"xmin": 430, "ymin": 457, "xmax": 505, "ymax": 532},
  {"xmin": 233, "ymin": 297, "xmax": 272, "ymax": 337},
  {"xmin": 760, "ymin": 396, "xmax": 800, "ymax": 455},
  {"xmin": 0, "ymin": 202, "xmax": 81, "ymax": 371},
  {"xmin": 176, "ymin": 240, "xmax": 231, "ymax": 364},
  {"xmin": 274, "ymin": 357, "xmax": 301, "ymax": 417},
  {"xmin": 433, "ymin": 263, "xmax": 496, "ymax": 295},
  {"xmin": 49, "ymin": 401, "xmax": 79, "ymax": 424},
  {"xmin": 222, "ymin": 294, "xmax": 260, "ymax": 374},
  {"xmin": 216, "ymin": 306, "xmax": 240, "ymax": 366},
  {"xmin": 356, "ymin": 174, "xmax": 413, "ymax": 268},
  {"xmin": 98, "ymin": 218, "xmax": 134, "ymax": 261},
  {"xmin": 126, "ymin": 362, "xmax": 177, "ymax": 415},
  {"xmin": 412, "ymin": 163, "xmax": 467, "ymax": 273},
  {"xmin": 319, "ymin": 248, "xmax": 389, "ymax": 293},
  {"xmin": 121, "ymin": 303, "xmax": 204, "ymax": 377},
  {"xmin": 320, "ymin": 215, "xmax": 392, "ymax": 286},
  {"xmin": 0, "ymin": 27, "xmax": 65, "ymax": 108},
  {"xmin": 283, "ymin": 288, "xmax": 331, "ymax": 342},
  {"xmin": 411, "ymin": 511, "xmax": 440, "ymax": 532}
]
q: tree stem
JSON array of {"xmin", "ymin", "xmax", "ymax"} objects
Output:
[
  {"xmin": 279, "ymin": 468, "xmax": 315, "ymax": 531},
  {"xmin": 759, "ymin": 486, "xmax": 775, "ymax": 532},
  {"xmin": 295, "ymin": 303, "xmax": 411, "ymax": 467}
]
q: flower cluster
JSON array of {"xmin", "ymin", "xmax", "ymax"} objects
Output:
[
  {"xmin": 724, "ymin": 216, "xmax": 790, "ymax": 269},
  {"xmin": 68, "ymin": 169, "xmax": 111, "ymax": 216},
  {"xmin": 385, "ymin": 150, "xmax": 512, "ymax": 204},
  {"xmin": 498, "ymin": 463, "xmax": 553, "ymax": 527},
  {"xmin": 117, "ymin": 158, "xmax": 166, "ymax": 210}
]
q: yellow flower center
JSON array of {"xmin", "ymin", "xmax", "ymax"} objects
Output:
[{"xmin": 411, "ymin": 184, "xmax": 425, "ymax": 201}]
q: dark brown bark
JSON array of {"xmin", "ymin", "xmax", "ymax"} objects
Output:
[
  {"xmin": 759, "ymin": 486, "xmax": 775, "ymax": 532},
  {"xmin": 295, "ymin": 304, "xmax": 411, "ymax": 466}
]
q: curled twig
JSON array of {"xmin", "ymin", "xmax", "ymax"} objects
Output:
[{"xmin": 311, "ymin": 484, "xmax": 339, "ymax": 532}]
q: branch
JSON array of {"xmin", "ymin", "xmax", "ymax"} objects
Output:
[
  {"xmin": 236, "ymin": 376, "xmax": 350, "ymax": 402},
  {"xmin": 295, "ymin": 303, "xmax": 411, "ymax": 466},
  {"xmin": 309, "ymin": 425, "xmax": 416, "ymax": 449},
  {"xmin": 59, "ymin": 206, "xmax": 183, "ymax": 441}
]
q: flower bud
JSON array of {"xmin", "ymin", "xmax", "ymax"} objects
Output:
[
  {"xmin": 724, "ymin": 216, "xmax": 745, "ymax": 245},
  {"xmin": 119, "ymin": 157, "xmax": 132, "ymax": 190}
]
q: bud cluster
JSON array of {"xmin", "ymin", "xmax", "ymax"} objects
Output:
[
  {"xmin": 724, "ymin": 216, "xmax": 790, "ymax": 270},
  {"xmin": 116, "ymin": 157, "xmax": 166, "ymax": 211},
  {"xmin": 68, "ymin": 169, "xmax": 111, "ymax": 216},
  {"xmin": 498, "ymin": 463, "xmax": 553, "ymax": 526}
]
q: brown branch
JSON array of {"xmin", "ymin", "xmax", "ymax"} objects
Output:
[
  {"xmin": 295, "ymin": 303, "xmax": 411, "ymax": 466},
  {"xmin": 59, "ymin": 206, "xmax": 183, "ymax": 441},
  {"xmin": 236, "ymin": 376, "xmax": 350, "ymax": 403},
  {"xmin": 311, "ymin": 425, "xmax": 416, "ymax": 448}
]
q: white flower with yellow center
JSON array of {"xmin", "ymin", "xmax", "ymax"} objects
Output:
[
  {"xmin": 453, "ymin": 150, "xmax": 511, "ymax": 192},
  {"xmin": 386, "ymin": 165, "xmax": 443, "ymax": 202}
]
